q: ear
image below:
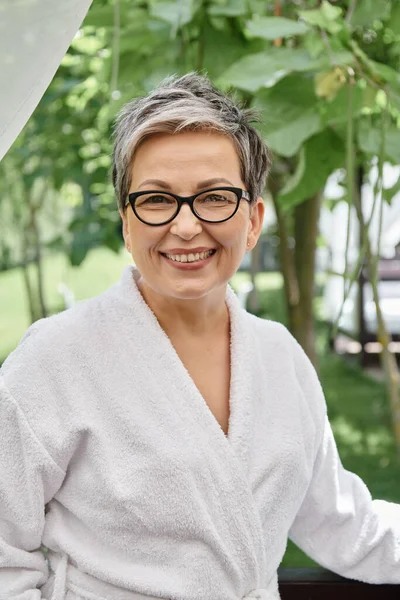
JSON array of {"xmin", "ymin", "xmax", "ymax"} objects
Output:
[
  {"xmin": 119, "ymin": 208, "xmax": 131, "ymax": 252},
  {"xmin": 247, "ymin": 197, "xmax": 264, "ymax": 250}
]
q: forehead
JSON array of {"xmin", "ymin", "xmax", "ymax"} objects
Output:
[{"xmin": 130, "ymin": 130, "xmax": 242, "ymax": 185}]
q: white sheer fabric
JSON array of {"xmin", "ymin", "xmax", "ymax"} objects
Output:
[{"xmin": 0, "ymin": 0, "xmax": 92, "ymax": 160}]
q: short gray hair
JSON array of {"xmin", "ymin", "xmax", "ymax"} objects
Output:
[{"xmin": 112, "ymin": 72, "xmax": 271, "ymax": 212}]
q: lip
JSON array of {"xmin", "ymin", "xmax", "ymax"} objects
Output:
[
  {"xmin": 160, "ymin": 247, "xmax": 215, "ymax": 255},
  {"xmin": 160, "ymin": 249, "xmax": 216, "ymax": 270}
]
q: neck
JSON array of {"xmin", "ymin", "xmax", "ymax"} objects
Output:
[{"xmin": 137, "ymin": 278, "xmax": 229, "ymax": 337}]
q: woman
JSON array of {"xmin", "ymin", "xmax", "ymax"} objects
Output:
[{"xmin": 0, "ymin": 73, "xmax": 399, "ymax": 600}]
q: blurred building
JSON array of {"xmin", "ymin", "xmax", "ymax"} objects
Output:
[{"xmin": 321, "ymin": 164, "xmax": 400, "ymax": 351}]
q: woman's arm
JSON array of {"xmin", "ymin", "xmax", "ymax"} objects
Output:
[
  {"xmin": 287, "ymin": 338, "xmax": 400, "ymax": 584},
  {"xmin": 289, "ymin": 414, "xmax": 400, "ymax": 583},
  {"xmin": 0, "ymin": 377, "xmax": 65, "ymax": 599}
]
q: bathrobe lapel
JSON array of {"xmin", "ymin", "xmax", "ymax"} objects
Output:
[{"xmin": 120, "ymin": 267, "xmax": 267, "ymax": 588}]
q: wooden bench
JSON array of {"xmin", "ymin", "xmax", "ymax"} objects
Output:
[{"xmin": 278, "ymin": 568, "xmax": 400, "ymax": 599}]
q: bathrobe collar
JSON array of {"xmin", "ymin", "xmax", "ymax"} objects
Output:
[{"xmin": 117, "ymin": 266, "xmax": 255, "ymax": 466}]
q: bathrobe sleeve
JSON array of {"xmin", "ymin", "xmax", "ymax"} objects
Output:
[
  {"xmin": 0, "ymin": 376, "xmax": 66, "ymax": 599},
  {"xmin": 288, "ymin": 339, "xmax": 400, "ymax": 584}
]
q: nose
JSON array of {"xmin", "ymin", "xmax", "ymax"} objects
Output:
[{"xmin": 169, "ymin": 204, "xmax": 202, "ymax": 240}]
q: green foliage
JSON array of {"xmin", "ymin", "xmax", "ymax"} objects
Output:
[
  {"xmin": 219, "ymin": 46, "xmax": 333, "ymax": 92},
  {"xmin": 350, "ymin": 0, "xmax": 392, "ymax": 27},
  {"xmin": 207, "ymin": 0, "xmax": 248, "ymax": 17},
  {"xmin": 245, "ymin": 16, "xmax": 309, "ymax": 40},
  {"xmin": 320, "ymin": 82, "xmax": 377, "ymax": 126},
  {"xmin": 278, "ymin": 129, "xmax": 345, "ymax": 210},
  {"xmin": 253, "ymin": 74, "xmax": 322, "ymax": 156},
  {"xmin": 2, "ymin": 0, "xmax": 400, "ymax": 271},
  {"xmin": 357, "ymin": 121, "xmax": 400, "ymax": 164},
  {"xmin": 298, "ymin": 0, "xmax": 343, "ymax": 34},
  {"xmin": 149, "ymin": 0, "xmax": 201, "ymax": 31},
  {"xmin": 217, "ymin": 51, "xmax": 290, "ymax": 92}
]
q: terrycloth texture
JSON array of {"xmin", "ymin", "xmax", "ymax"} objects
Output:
[{"xmin": 0, "ymin": 266, "xmax": 399, "ymax": 600}]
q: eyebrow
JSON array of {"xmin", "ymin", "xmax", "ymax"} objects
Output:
[{"xmin": 137, "ymin": 178, "xmax": 235, "ymax": 191}]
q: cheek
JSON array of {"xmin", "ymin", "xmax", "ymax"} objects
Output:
[
  {"xmin": 212, "ymin": 218, "xmax": 248, "ymax": 249},
  {"xmin": 129, "ymin": 222, "xmax": 168, "ymax": 251}
]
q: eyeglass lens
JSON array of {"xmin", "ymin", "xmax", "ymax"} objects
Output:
[{"xmin": 134, "ymin": 190, "xmax": 239, "ymax": 224}]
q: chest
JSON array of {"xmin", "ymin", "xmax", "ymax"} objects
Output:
[{"xmin": 170, "ymin": 335, "xmax": 231, "ymax": 436}]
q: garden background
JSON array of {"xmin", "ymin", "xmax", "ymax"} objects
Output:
[{"xmin": 1, "ymin": 0, "xmax": 400, "ymax": 567}]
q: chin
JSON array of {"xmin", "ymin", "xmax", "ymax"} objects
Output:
[
  {"xmin": 167, "ymin": 283, "xmax": 217, "ymax": 300},
  {"xmin": 161, "ymin": 275, "xmax": 226, "ymax": 301}
]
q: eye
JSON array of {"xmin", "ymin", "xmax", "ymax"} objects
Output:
[
  {"xmin": 196, "ymin": 191, "xmax": 237, "ymax": 204},
  {"xmin": 205, "ymin": 194, "xmax": 227, "ymax": 202},
  {"xmin": 136, "ymin": 194, "xmax": 176, "ymax": 207}
]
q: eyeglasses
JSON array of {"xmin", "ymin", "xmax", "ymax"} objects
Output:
[{"xmin": 125, "ymin": 187, "xmax": 251, "ymax": 226}]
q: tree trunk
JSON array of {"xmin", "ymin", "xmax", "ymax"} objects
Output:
[
  {"xmin": 32, "ymin": 214, "xmax": 47, "ymax": 319},
  {"xmin": 270, "ymin": 177, "xmax": 320, "ymax": 368},
  {"xmin": 272, "ymin": 194, "xmax": 301, "ymax": 331},
  {"xmin": 27, "ymin": 190, "xmax": 47, "ymax": 319},
  {"xmin": 293, "ymin": 193, "xmax": 321, "ymax": 369},
  {"xmin": 353, "ymin": 183, "xmax": 400, "ymax": 459},
  {"xmin": 20, "ymin": 231, "xmax": 38, "ymax": 323}
]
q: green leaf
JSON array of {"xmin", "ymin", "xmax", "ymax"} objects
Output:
[
  {"xmin": 383, "ymin": 176, "xmax": 400, "ymax": 206},
  {"xmin": 149, "ymin": 0, "xmax": 199, "ymax": 30},
  {"xmin": 321, "ymin": 83, "xmax": 377, "ymax": 126},
  {"xmin": 279, "ymin": 147, "xmax": 306, "ymax": 197},
  {"xmin": 357, "ymin": 122, "xmax": 400, "ymax": 164},
  {"xmin": 218, "ymin": 53, "xmax": 288, "ymax": 92},
  {"xmin": 218, "ymin": 48, "xmax": 327, "ymax": 93},
  {"xmin": 367, "ymin": 60, "xmax": 400, "ymax": 110},
  {"xmin": 303, "ymin": 30, "xmax": 326, "ymax": 58},
  {"xmin": 351, "ymin": 0, "xmax": 391, "ymax": 27},
  {"xmin": 389, "ymin": 1, "xmax": 400, "ymax": 33},
  {"xmin": 277, "ymin": 129, "xmax": 345, "ymax": 210},
  {"xmin": 357, "ymin": 124, "xmax": 380, "ymax": 155},
  {"xmin": 83, "ymin": 4, "xmax": 131, "ymax": 27},
  {"xmin": 253, "ymin": 75, "xmax": 321, "ymax": 157},
  {"xmin": 319, "ymin": 0, "xmax": 343, "ymax": 21},
  {"xmin": 298, "ymin": 0, "xmax": 343, "ymax": 34},
  {"xmin": 315, "ymin": 68, "xmax": 347, "ymax": 100},
  {"xmin": 69, "ymin": 230, "xmax": 92, "ymax": 266},
  {"xmin": 202, "ymin": 22, "xmax": 252, "ymax": 78},
  {"xmin": 367, "ymin": 60, "xmax": 400, "ymax": 85},
  {"xmin": 245, "ymin": 16, "xmax": 309, "ymax": 40},
  {"xmin": 207, "ymin": 0, "xmax": 248, "ymax": 17}
]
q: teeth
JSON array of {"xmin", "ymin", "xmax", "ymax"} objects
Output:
[{"xmin": 165, "ymin": 250, "xmax": 214, "ymax": 263}]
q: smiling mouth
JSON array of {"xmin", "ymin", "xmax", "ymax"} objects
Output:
[{"xmin": 161, "ymin": 249, "xmax": 216, "ymax": 263}]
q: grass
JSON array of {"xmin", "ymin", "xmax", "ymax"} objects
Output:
[{"xmin": 1, "ymin": 251, "xmax": 399, "ymax": 567}]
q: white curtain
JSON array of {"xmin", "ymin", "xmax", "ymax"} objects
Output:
[{"xmin": 0, "ymin": 0, "xmax": 93, "ymax": 161}]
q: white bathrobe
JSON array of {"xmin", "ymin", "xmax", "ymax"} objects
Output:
[{"xmin": 0, "ymin": 266, "xmax": 399, "ymax": 600}]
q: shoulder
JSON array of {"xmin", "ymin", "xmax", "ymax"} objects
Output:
[
  {"xmin": 246, "ymin": 311, "xmax": 289, "ymax": 337},
  {"xmin": 245, "ymin": 311, "xmax": 298, "ymax": 353},
  {"xmin": 0, "ymin": 284, "xmax": 124, "ymax": 461},
  {"xmin": 245, "ymin": 311, "xmax": 327, "ymax": 429},
  {"xmin": 245, "ymin": 312, "xmax": 313, "ymax": 366},
  {"xmin": 14, "ymin": 281, "xmax": 121, "ymax": 347},
  {"xmin": 1, "ymin": 281, "xmax": 123, "ymax": 387}
]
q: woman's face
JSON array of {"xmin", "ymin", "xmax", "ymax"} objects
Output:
[{"xmin": 120, "ymin": 130, "xmax": 264, "ymax": 301}]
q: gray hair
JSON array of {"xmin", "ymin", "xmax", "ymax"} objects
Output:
[{"xmin": 112, "ymin": 73, "xmax": 271, "ymax": 212}]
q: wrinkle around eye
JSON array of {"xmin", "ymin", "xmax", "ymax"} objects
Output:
[{"xmin": 138, "ymin": 194, "xmax": 176, "ymax": 205}]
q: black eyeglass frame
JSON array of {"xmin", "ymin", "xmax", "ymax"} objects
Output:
[{"xmin": 125, "ymin": 187, "xmax": 251, "ymax": 226}]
